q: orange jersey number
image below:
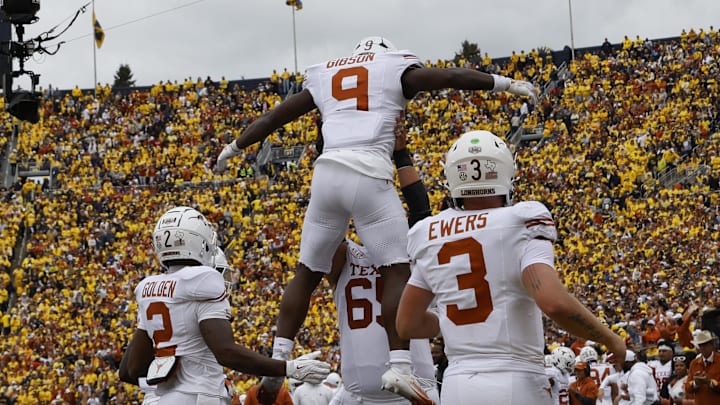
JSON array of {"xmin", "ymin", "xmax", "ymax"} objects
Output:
[
  {"xmin": 146, "ymin": 301, "xmax": 176, "ymax": 356},
  {"xmin": 345, "ymin": 277, "xmax": 384, "ymax": 329},
  {"xmin": 590, "ymin": 366, "xmax": 610, "ymax": 387},
  {"xmin": 437, "ymin": 238, "xmax": 494, "ymax": 325},
  {"xmin": 331, "ymin": 67, "xmax": 369, "ymax": 111},
  {"xmin": 559, "ymin": 388, "xmax": 569, "ymax": 405}
]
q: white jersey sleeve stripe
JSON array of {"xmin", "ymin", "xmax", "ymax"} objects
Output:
[{"xmin": 201, "ymin": 292, "xmax": 228, "ymax": 302}]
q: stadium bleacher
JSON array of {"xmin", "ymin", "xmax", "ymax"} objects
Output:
[{"xmin": 0, "ymin": 26, "xmax": 718, "ymax": 403}]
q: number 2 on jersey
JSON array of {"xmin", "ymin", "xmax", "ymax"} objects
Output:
[
  {"xmin": 147, "ymin": 301, "xmax": 176, "ymax": 355},
  {"xmin": 437, "ymin": 238, "xmax": 494, "ymax": 325},
  {"xmin": 332, "ymin": 67, "xmax": 369, "ymax": 111}
]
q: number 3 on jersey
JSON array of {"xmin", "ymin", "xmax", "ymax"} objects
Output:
[
  {"xmin": 437, "ymin": 238, "xmax": 494, "ymax": 325},
  {"xmin": 332, "ymin": 67, "xmax": 369, "ymax": 111}
]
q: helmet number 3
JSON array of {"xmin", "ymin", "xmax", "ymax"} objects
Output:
[
  {"xmin": 437, "ymin": 238, "xmax": 494, "ymax": 325},
  {"xmin": 470, "ymin": 159, "xmax": 482, "ymax": 180}
]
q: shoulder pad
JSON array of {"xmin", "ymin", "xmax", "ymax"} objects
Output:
[
  {"xmin": 384, "ymin": 51, "xmax": 422, "ymax": 65},
  {"xmin": 175, "ymin": 266, "xmax": 227, "ymax": 302},
  {"xmin": 514, "ymin": 201, "xmax": 557, "ymax": 242}
]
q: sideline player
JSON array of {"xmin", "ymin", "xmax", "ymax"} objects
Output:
[
  {"xmin": 577, "ymin": 346, "xmax": 616, "ymax": 405},
  {"xmin": 647, "ymin": 339, "xmax": 675, "ymax": 391},
  {"xmin": 547, "ymin": 347, "xmax": 575, "ymax": 405}
]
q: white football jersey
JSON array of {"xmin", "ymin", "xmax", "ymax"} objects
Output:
[
  {"xmin": 139, "ymin": 377, "xmax": 159, "ymax": 405},
  {"xmin": 545, "ymin": 367, "xmax": 570, "ymax": 405},
  {"xmin": 304, "ymin": 51, "xmax": 422, "ymax": 180},
  {"xmin": 334, "ymin": 240, "xmax": 435, "ymax": 400},
  {"xmin": 647, "ymin": 359, "xmax": 672, "ymax": 391},
  {"xmin": 616, "ymin": 371, "xmax": 631, "ymax": 405},
  {"xmin": 407, "ymin": 201, "xmax": 556, "ymax": 374},
  {"xmin": 135, "ymin": 265, "xmax": 231, "ymax": 398},
  {"xmin": 599, "ymin": 370, "xmax": 627, "ymax": 404},
  {"xmin": 589, "ymin": 363, "xmax": 615, "ymax": 405},
  {"xmin": 293, "ymin": 382, "xmax": 334, "ymax": 405}
]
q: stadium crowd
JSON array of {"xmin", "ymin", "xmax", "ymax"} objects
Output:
[{"xmin": 0, "ymin": 26, "xmax": 718, "ymax": 404}]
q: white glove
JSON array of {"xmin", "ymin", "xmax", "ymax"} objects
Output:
[
  {"xmin": 215, "ymin": 142, "xmax": 242, "ymax": 173},
  {"xmin": 285, "ymin": 351, "xmax": 331, "ymax": 384},
  {"xmin": 507, "ymin": 80, "xmax": 539, "ymax": 104}
]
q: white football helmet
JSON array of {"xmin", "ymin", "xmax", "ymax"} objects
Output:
[
  {"xmin": 578, "ymin": 346, "xmax": 599, "ymax": 364},
  {"xmin": 323, "ymin": 372, "xmax": 342, "ymax": 390},
  {"xmin": 551, "ymin": 346, "xmax": 576, "ymax": 373},
  {"xmin": 288, "ymin": 378, "xmax": 303, "ymax": 394},
  {"xmin": 443, "ymin": 130, "xmax": 515, "ymax": 206},
  {"xmin": 153, "ymin": 206, "xmax": 216, "ymax": 268},
  {"xmin": 215, "ymin": 247, "xmax": 238, "ymax": 293},
  {"xmin": 352, "ymin": 36, "xmax": 397, "ymax": 56}
]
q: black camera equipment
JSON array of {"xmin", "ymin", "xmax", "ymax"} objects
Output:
[{"xmin": 1, "ymin": 0, "xmax": 41, "ymax": 123}]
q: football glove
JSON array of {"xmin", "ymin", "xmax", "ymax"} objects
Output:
[
  {"xmin": 285, "ymin": 351, "xmax": 331, "ymax": 384},
  {"xmin": 215, "ymin": 142, "xmax": 242, "ymax": 173},
  {"xmin": 507, "ymin": 80, "xmax": 539, "ymax": 104},
  {"xmin": 381, "ymin": 367, "xmax": 436, "ymax": 405}
]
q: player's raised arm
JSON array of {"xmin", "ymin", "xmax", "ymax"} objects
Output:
[
  {"xmin": 401, "ymin": 66, "xmax": 538, "ymax": 103},
  {"xmin": 216, "ymin": 90, "xmax": 317, "ymax": 172}
]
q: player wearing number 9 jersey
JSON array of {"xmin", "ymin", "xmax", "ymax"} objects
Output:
[
  {"xmin": 396, "ymin": 130, "xmax": 628, "ymax": 405},
  {"xmin": 215, "ymin": 36, "xmax": 539, "ymax": 403}
]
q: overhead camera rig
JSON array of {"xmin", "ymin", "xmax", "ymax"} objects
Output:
[
  {"xmin": 1, "ymin": 0, "xmax": 42, "ymax": 123},
  {"xmin": 0, "ymin": 0, "xmax": 95, "ymax": 123}
]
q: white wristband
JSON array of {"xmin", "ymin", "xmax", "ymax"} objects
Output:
[
  {"xmin": 491, "ymin": 74, "xmax": 511, "ymax": 92},
  {"xmin": 272, "ymin": 337, "xmax": 294, "ymax": 360}
]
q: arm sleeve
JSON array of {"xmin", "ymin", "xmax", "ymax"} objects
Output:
[
  {"xmin": 134, "ymin": 285, "xmax": 150, "ymax": 331},
  {"xmin": 520, "ymin": 238, "xmax": 555, "ymax": 272},
  {"xmin": 677, "ymin": 317, "xmax": 693, "ymax": 348},
  {"xmin": 573, "ymin": 394, "xmax": 595, "ymax": 405},
  {"xmin": 401, "ymin": 180, "xmax": 431, "ymax": 228},
  {"xmin": 599, "ymin": 373, "xmax": 615, "ymax": 389},
  {"xmin": 659, "ymin": 378, "xmax": 670, "ymax": 398},
  {"xmin": 136, "ymin": 312, "xmax": 148, "ymax": 332},
  {"xmin": 407, "ymin": 261, "xmax": 431, "ymax": 291},
  {"xmin": 197, "ymin": 300, "xmax": 231, "ymax": 322}
]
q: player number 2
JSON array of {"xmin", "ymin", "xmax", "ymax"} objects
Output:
[
  {"xmin": 332, "ymin": 67, "xmax": 369, "ymax": 111},
  {"xmin": 437, "ymin": 238, "xmax": 494, "ymax": 325},
  {"xmin": 147, "ymin": 301, "xmax": 175, "ymax": 355}
]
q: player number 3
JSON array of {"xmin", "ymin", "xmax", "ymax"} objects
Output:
[{"xmin": 437, "ymin": 238, "xmax": 494, "ymax": 325}]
